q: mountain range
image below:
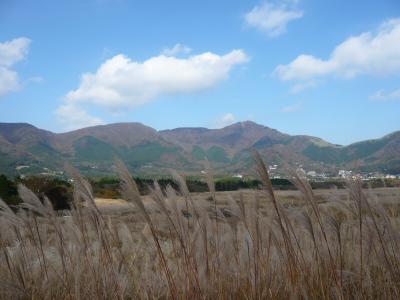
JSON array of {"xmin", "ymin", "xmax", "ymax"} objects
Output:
[{"xmin": 0, "ymin": 121, "xmax": 399, "ymax": 177}]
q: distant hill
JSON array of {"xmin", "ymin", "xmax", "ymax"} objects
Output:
[{"xmin": 0, "ymin": 121, "xmax": 399, "ymax": 176}]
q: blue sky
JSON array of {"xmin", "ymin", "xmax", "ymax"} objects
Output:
[{"xmin": 0, "ymin": 0, "xmax": 399, "ymax": 145}]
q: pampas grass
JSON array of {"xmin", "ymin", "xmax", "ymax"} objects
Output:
[{"xmin": 0, "ymin": 152, "xmax": 399, "ymax": 299}]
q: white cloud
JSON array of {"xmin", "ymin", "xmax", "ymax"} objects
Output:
[
  {"xmin": 0, "ymin": 67, "xmax": 20, "ymax": 97},
  {"xmin": 244, "ymin": 1, "xmax": 303, "ymax": 37},
  {"xmin": 65, "ymin": 50, "xmax": 248, "ymax": 109},
  {"xmin": 213, "ymin": 113, "xmax": 236, "ymax": 128},
  {"xmin": 281, "ymin": 102, "xmax": 302, "ymax": 112},
  {"xmin": 55, "ymin": 104, "xmax": 104, "ymax": 131},
  {"xmin": 369, "ymin": 89, "xmax": 400, "ymax": 102},
  {"xmin": 0, "ymin": 37, "xmax": 30, "ymax": 67},
  {"xmin": 275, "ymin": 18, "xmax": 400, "ymax": 84},
  {"xmin": 0, "ymin": 37, "xmax": 31, "ymax": 97},
  {"xmin": 57, "ymin": 49, "xmax": 248, "ymax": 130},
  {"xmin": 162, "ymin": 43, "xmax": 192, "ymax": 56}
]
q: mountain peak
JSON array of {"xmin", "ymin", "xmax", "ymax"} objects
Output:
[
  {"xmin": 64, "ymin": 122, "xmax": 153, "ymax": 132},
  {"xmin": 224, "ymin": 120, "xmax": 264, "ymax": 129},
  {"xmin": 57, "ymin": 122, "xmax": 161, "ymax": 148},
  {"xmin": 0, "ymin": 122, "xmax": 52, "ymax": 144},
  {"xmin": 0, "ymin": 122, "xmax": 37, "ymax": 130}
]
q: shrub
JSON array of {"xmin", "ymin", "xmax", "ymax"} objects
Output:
[
  {"xmin": 0, "ymin": 174, "xmax": 20, "ymax": 206},
  {"xmin": 19, "ymin": 176, "xmax": 72, "ymax": 210}
]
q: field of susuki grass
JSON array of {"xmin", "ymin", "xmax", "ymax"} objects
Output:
[{"xmin": 1, "ymin": 154, "xmax": 400, "ymax": 299}]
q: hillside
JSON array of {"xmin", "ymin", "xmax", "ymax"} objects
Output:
[{"xmin": 0, "ymin": 121, "xmax": 399, "ymax": 176}]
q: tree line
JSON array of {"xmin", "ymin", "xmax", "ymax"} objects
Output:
[{"xmin": 1, "ymin": 174, "xmax": 399, "ymax": 210}]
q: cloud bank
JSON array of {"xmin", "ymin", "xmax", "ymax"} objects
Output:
[
  {"xmin": 274, "ymin": 19, "xmax": 400, "ymax": 88},
  {"xmin": 0, "ymin": 37, "xmax": 31, "ymax": 97},
  {"xmin": 213, "ymin": 113, "xmax": 236, "ymax": 128},
  {"xmin": 57, "ymin": 49, "xmax": 248, "ymax": 130},
  {"xmin": 55, "ymin": 104, "xmax": 105, "ymax": 131},
  {"xmin": 244, "ymin": 1, "xmax": 303, "ymax": 37}
]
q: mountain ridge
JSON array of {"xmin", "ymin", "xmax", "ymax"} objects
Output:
[{"xmin": 0, "ymin": 121, "xmax": 399, "ymax": 176}]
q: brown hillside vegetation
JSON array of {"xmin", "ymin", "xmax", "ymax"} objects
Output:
[
  {"xmin": 0, "ymin": 154, "xmax": 400, "ymax": 299},
  {"xmin": 1, "ymin": 121, "xmax": 400, "ymax": 176}
]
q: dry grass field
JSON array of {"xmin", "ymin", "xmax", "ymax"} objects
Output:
[
  {"xmin": 95, "ymin": 187, "xmax": 400, "ymax": 208},
  {"xmin": 95, "ymin": 187, "xmax": 400, "ymax": 218},
  {"xmin": 1, "ymin": 156, "xmax": 400, "ymax": 299}
]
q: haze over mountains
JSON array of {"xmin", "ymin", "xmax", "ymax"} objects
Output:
[{"xmin": 0, "ymin": 121, "xmax": 399, "ymax": 177}]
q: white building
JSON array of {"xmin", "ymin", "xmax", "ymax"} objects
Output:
[
  {"xmin": 232, "ymin": 174, "xmax": 243, "ymax": 179},
  {"xmin": 307, "ymin": 171, "xmax": 317, "ymax": 177},
  {"xmin": 338, "ymin": 170, "xmax": 352, "ymax": 178}
]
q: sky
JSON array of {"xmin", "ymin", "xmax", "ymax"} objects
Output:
[{"xmin": 0, "ymin": 0, "xmax": 399, "ymax": 145}]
